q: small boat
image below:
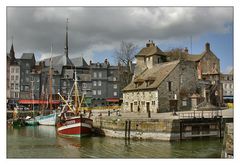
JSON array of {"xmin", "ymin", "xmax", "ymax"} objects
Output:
[
  {"xmin": 57, "ymin": 70, "xmax": 93, "ymax": 137},
  {"xmin": 25, "ymin": 116, "xmax": 39, "ymax": 126},
  {"xmin": 36, "ymin": 112, "xmax": 58, "ymax": 126}
]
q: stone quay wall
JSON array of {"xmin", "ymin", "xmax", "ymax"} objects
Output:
[
  {"xmin": 221, "ymin": 123, "xmax": 233, "ymax": 158},
  {"xmin": 93, "ymin": 116, "xmax": 181, "ymax": 141},
  {"xmin": 93, "ymin": 114, "xmax": 232, "ymax": 141}
]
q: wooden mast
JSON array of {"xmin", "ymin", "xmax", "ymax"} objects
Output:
[
  {"xmin": 74, "ymin": 68, "xmax": 79, "ymax": 114},
  {"xmin": 49, "ymin": 44, "xmax": 53, "ymax": 111}
]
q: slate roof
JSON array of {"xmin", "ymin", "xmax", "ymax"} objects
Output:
[
  {"xmin": 21, "ymin": 53, "xmax": 35, "ymax": 60},
  {"xmin": 41, "ymin": 55, "xmax": 89, "ymax": 74},
  {"xmin": 123, "ymin": 60, "xmax": 180, "ymax": 91},
  {"xmin": 71, "ymin": 57, "xmax": 88, "ymax": 67}
]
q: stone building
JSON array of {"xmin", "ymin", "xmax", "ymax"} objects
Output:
[
  {"xmin": 19, "ymin": 53, "xmax": 36, "ymax": 100},
  {"xmin": 166, "ymin": 42, "xmax": 222, "ymax": 107},
  {"xmin": 123, "ymin": 41, "xmax": 223, "ymax": 113},
  {"xmin": 89, "ymin": 59, "xmax": 121, "ymax": 106},
  {"xmin": 7, "ymin": 42, "xmax": 21, "ymax": 107},
  {"xmin": 123, "ymin": 41, "xmax": 198, "ymax": 113},
  {"xmin": 221, "ymin": 70, "xmax": 233, "ymax": 103}
]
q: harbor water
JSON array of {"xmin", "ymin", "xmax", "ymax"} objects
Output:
[{"xmin": 7, "ymin": 125, "xmax": 222, "ymax": 158}]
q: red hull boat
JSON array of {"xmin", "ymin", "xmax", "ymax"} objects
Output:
[
  {"xmin": 57, "ymin": 116, "xmax": 93, "ymax": 137},
  {"xmin": 57, "ymin": 69, "xmax": 93, "ymax": 138}
]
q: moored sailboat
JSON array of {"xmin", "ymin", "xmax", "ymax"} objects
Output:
[{"xmin": 36, "ymin": 45, "xmax": 58, "ymax": 126}]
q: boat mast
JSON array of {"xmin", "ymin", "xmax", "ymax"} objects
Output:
[
  {"xmin": 31, "ymin": 80, "xmax": 34, "ymax": 117},
  {"xmin": 49, "ymin": 44, "xmax": 53, "ymax": 111},
  {"xmin": 74, "ymin": 68, "xmax": 79, "ymax": 114}
]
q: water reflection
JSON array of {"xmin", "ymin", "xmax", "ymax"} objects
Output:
[{"xmin": 7, "ymin": 126, "xmax": 222, "ymax": 158}]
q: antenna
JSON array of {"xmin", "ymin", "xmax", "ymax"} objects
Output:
[{"xmin": 190, "ymin": 36, "xmax": 192, "ymax": 55}]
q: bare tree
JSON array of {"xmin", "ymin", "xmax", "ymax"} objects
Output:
[{"xmin": 114, "ymin": 41, "xmax": 138, "ymax": 89}]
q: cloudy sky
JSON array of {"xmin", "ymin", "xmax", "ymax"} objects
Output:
[{"xmin": 7, "ymin": 7, "xmax": 233, "ymax": 73}]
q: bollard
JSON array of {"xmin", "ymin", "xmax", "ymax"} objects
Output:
[
  {"xmin": 128, "ymin": 120, "xmax": 131, "ymax": 140},
  {"xmin": 125, "ymin": 120, "xmax": 128, "ymax": 139},
  {"xmin": 148, "ymin": 110, "xmax": 151, "ymax": 118}
]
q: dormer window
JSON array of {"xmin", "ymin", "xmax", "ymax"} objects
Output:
[
  {"xmin": 145, "ymin": 76, "xmax": 155, "ymax": 87},
  {"xmin": 134, "ymin": 78, "xmax": 144, "ymax": 88}
]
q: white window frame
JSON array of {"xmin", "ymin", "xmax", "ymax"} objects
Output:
[
  {"xmin": 99, "ymin": 72, "xmax": 102, "ymax": 78},
  {"xmin": 113, "ymin": 91, "xmax": 117, "ymax": 96},
  {"xmin": 98, "ymin": 81, "xmax": 102, "ymax": 86},
  {"xmin": 97, "ymin": 90, "xmax": 102, "ymax": 95},
  {"xmin": 93, "ymin": 81, "xmax": 97, "ymax": 86},
  {"xmin": 113, "ymin": 84, "xmax": 117, "ymax": 89},
  {"xmin": 93, "ymin": 90, "xmax": 96, "ymax": 95},
  {"xmin": 93, "ymin": 72, "xmax": 97, "ymax": 78}
]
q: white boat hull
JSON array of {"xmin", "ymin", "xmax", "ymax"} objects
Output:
[{"xmin": 37, "ymin": 113, "xmax": 57, "ymax": 126}]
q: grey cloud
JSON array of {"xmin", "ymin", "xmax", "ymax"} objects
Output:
[{"xmin": 7, "ymin": 7, "xmax": 233, "ymax": 61}]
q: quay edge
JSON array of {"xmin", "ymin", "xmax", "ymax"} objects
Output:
[{"xmin": 92, "ymin": 115, "xmax": 233, "ymax": 141}]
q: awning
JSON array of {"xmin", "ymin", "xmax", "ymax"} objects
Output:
[
  {"xmin": 106, "ymin": 98, "xmax": 120, "ymax": 102},
  {"xmin": 223, "ymin": 96, "xmax": 233, "ymax": 99},
  {"xmin": 18, "ymin": 100, "xmax": 60, "ymax": 104}
]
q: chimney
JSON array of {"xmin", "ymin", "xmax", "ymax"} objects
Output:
[
  {"xmin": 104, "ymin": 59, "xmax": 108, "ymax": 64},
  {"xmin": 89, "ymin": 60, "xmax": 92, "ymax": 65},
  {"xmin": 205, "ymin": 42, "xmax": 210, "ymax": 51},
  {"xmin": 184, "ymin": 47, "xmax": 188, "ymax": 54},
  {"xmin": 146, "ymin": 40, "xmax": 151, "ymax": 47}
]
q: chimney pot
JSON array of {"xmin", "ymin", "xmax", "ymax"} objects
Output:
[{"xmin": 205, "ymin": 42, "xmax": 210, "ymax": 51}]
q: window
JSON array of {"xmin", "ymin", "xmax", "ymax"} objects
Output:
[
  {"xmin": 11, "ymin": 68, "xmax": 14, "ymax": 73},
  {"xmin": 114, "ymin": 92, "xmax": 117, "ymax": 96},
  {"xmin": 98, "ymin": 81, "xmax": 102, "ymax": 86},
  {"xmin": 16, "ymin": 68, "xmax": 19, "ymax": 73},
  {"xmin": 97, "ymin": 90, "xmax": 101, "ymax": 95},
  {"xmin": 82, "ymin": 83, "xmax": 87, "ymax": 89},
  {"xmin": 180, "ymin": 75, "xmax": 183, "ymax": 84},
  {"xmin": 93, "ymin": 81, "xmax": 97, "ymax": 86},
  {"xmin": 113, "ymin": 77, "xmax": 117, "ymax": 81},
  {"xmin": 141, "ymin": 101, "xmax": 145, "ymax": 105},
  {"xmin": 125, "ymin": 102, "xmax": 128, "ymax": 106},
  {"xmin": 26, "ymin": 63, "xmax": 29, "ymax": 67},
  {"xmin": 168, "ymin": 81, "xmax": 172, "ymax": 91},
  {"xmin": 21, "ymin": 85, "xmax": 23, "ymax": 91},
  {"xmin": 152, "ymin": 101, "xmax": 155, "ymax": 105},
  {"xmin": 62, "ymin": 81, "xmax": 65, "ymax": 86},
  {"xmin": 182, "ymin": 100, "xmax": 187, "ymax": 106},
  {"xmin": 26, "ymin": 77, "xmax": 29, "ymax": 82},
  {"xmin": 25, "ymin": 85, "xmax": 29, "ymax": 91},
  {"xmin": 93, "ymin": 72, "xmax": 97, "ymax": 78},
  {"xmin": 99, "ymin": 72, "xmax": 102, "ymax": 78},
  {"xmin": 15, "ymin": 92, "xmax": 19, "ymax": 98},
  {"xmin": 11, "ymin": 75, "xmax": 14, "ymax": 81},
  {"xmin": 15, "ymin": 75, "xmax": 19, "ymax": 81},
  {"xmin": 15, "ymin": 83, "xmax": 19, "ymax": 90},
  {"xmin": 11, "ymin": 83, "xmax": 14, "ymax": 89},
  {"xmin": 26, "ymin": 70, "xmax": 29, "ymax": 74},
  {"xmin": 134, "ymin": 101, "xmax": 137, "ymax": 105},
  {"xmin": 93, "ymin": 90, "xmax": 96, "ymax": 95},
  {"xmin": 113, "ymin": 84, "xmax": 117, "ymax": 89}
]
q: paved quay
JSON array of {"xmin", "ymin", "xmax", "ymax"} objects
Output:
[{"xmin": 92, "ymin": 108, "xmax": 233, "ymax": 120}]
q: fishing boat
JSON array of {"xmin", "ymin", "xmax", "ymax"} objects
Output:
[{"xmin": 57, "ymin": 70, "xmax": 93, "ymax": 137}]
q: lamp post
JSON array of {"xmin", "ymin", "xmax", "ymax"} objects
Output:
[{"xmin": 215, "ymin": 90, "xmax": 219, "ymax": 117}]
